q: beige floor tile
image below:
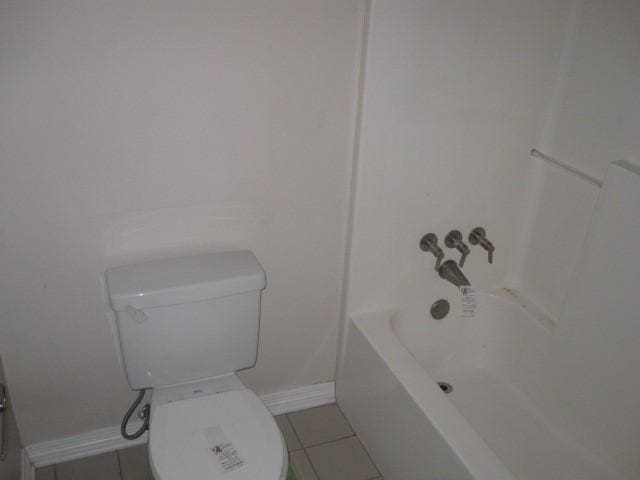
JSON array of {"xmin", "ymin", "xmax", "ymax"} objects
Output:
[
  {"xmin": 35, "ymin": 465, "xmax": 56, "ymax": 480},
  {"xmin": 118, "ymin": 445, "xmax": 153, "ymax": 480},
  {"xmin": 289, "ymin": 450, "xmax": 318, "ymax": 480},
  {"xmin": 306, "ymin": 436, "xmax": 380, "ymax": 480},
  {"xmin": 275, "ymin": 415, "xmax": 303, "ymax": 451},
  {"xmin": 56, "ymin": 451, "xmax": 121, "ymax": 480},
  {"xmin": 288, "ymin": 404, "xmax": 353, "ymax": 447}
]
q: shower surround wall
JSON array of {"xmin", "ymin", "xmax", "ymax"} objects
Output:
[
  {"xmin": 343, "ymin": 0, "xmax": 574, "ymax": 318},
  {"xmin": 339, "ymin": 0, "xmax": 640, "ymax": 477},
  {"xmin": 511, "ymin": 0, "xmax": 640, "ymax": 319},
  {"xmin": 336, "ymin": 0, "xmax": 640, "ymax": 480}
]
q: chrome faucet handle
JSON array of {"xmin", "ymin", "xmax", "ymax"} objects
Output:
[
  {"xmin": 445, "ymin": 230, "xmax": 470, "ymax": 267},
  {"xmin": 469, "ymin": 227, "xmax": 494, "ymax": 264},
  {"xmin": 420, "ymin": 233, "xmax": 444, "ymax": 271}
]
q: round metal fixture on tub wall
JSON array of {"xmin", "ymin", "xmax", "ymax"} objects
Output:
[
  {"xmin": 438, "ymin": 382, "xmax": 453, "ymax": 394},
  {"xmin": 430, "ymin": 299, "xmax": 450, "ymax": 319}
]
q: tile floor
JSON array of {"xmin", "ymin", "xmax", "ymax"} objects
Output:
[
  {"xmin": 35, "ymin": 403, "xmax": 382, "ymax": 480},
  {"xmin": 278, "ymin": 404, "xmax": 382, "ymax": 480}
]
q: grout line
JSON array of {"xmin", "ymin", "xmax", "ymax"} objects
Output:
[
  {"xmin": 310, "ymin": 435, "xmax": 381, "ymax": 477},
  {"xmin": 354, "ymin": 434, "xmax": 382, "ymax": 479},
  {"xmin": 302, "ymin": 433, "xmax": 356, "ymax": 450},
  {"xmin": 301, "ymin": 448, "xmax": 322, "ymax": 480},
  {"xmin": 282, "ymin": 415, "xmax": 303, "ymax": 452},
  {"xmin": 286, "ymin": 403, "xmax": 357, "ymax": 450},
  {"xmin": 335, "ymin": 403, "xmax": 355, "ymax": 430},
  {"xmin": 335, "ymin": 402, "xmax": 382, "ymax": 477},
  {"xmin": 116, "ymin": 450, "xmax": 124, "ymax": 480},
  {"xmin": 284, "ymin": 412, "xmax": 305, "ymax": 449}
]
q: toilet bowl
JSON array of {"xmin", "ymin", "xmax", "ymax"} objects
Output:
[
  {"xmin": 148, "ymin": 376, "xmax": 287, "ymax": 480},
  {"xmin": 105, "ymin": 251, "xmax": 285, "ymax": 480}
]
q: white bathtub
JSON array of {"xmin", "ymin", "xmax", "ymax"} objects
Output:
[{"xmin": 337, "ymin": 289, "xmax": 622, "ymax": 480}]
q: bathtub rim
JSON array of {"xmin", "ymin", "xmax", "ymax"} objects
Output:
[{"xmin": 349, "ymin": 309, "xmax": 516, "ymax": 480}]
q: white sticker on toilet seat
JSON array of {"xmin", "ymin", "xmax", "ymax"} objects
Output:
[{"xmin": 204, "ymin": 426, "xmax": 246, "ymax": 474}]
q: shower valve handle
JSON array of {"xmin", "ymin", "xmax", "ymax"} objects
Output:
[
  {"xmin": 420, "ymin": 233, "xmax": 444, "ymax": 271},
  {"xmin": 469, "ymin": 227, "xmax": 494, "ymax": 264},
  {"xmin": 445, "ymin": 230, "xmax": 470, "ymax": 267}
]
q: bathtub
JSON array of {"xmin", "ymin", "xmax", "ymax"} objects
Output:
[{"xmin": 337, "ymin": 289, "xmax": 621, "ymax": 480}]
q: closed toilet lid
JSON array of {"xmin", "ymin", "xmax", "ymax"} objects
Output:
[{"xmin": 149, "ymin": 389, "xmax": 284, "ymax": 480}]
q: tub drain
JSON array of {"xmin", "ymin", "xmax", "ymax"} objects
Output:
[{"xmin": 438, "ymin": 382, "xmax": 453, "ymax": 394}]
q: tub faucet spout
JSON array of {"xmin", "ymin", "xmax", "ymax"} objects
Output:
[{"xmin": 438, "ymin": 260, "xmax": 470, "ymax": 288}]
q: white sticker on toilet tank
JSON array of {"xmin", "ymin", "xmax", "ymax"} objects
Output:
[
  {"xmin": 204, "ymin": 426, "xmax": 246, "ymax": 474},
  {"xmin": 460, "ymin": 286, "xmax": 476, "ymax": 317}
]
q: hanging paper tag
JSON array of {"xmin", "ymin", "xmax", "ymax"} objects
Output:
[
  {"xmin": 460, "ymin": 286, "xmax": 476, "ymax": 317},
  {"xmin": 204, "ymin": 426, "xmax": 246, "ymax": 474}
]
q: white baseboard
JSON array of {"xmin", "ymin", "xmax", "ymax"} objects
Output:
[
  {"xmin": 25, "ymin": 422, "xmax": 148, "ymax": 470},
  {"xmin": 21, "ymin": 449, "xmax": 35, "ymax": 480},
  {"xmin": 261, "ymin": 381, "xmax": 335, "ymax": 416},
  {"xmin": 24, "ymin": 381, "xmax": 335, "ymax": 470}
]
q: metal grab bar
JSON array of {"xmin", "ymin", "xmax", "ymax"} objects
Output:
[
  {"xmin": 0, "ymin": 383, "xmax": 6, "ymax": 461},
  {"xmin": 530, "ymin": 148, "xmax": 603, "ymax": 188}
]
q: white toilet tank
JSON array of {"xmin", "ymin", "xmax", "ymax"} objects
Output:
[{"xmin": 105, "ymin": 251, "xmax": 266, "ymax": 390}]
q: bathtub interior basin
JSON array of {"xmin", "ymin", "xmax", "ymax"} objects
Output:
[{"xmin": 338, "ymin": 288, "xmax": 634, "ymax": 480}]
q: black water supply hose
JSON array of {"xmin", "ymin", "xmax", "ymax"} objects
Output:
[{"xmin": 121, "ymin": 389, "xmax": 151, "ymax": 440}]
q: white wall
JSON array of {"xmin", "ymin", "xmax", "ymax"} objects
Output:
[
  {"xmin": 512, "ymin": 0, "xmax": 640, "ymax": 319},
  {"xmin": 544, "ymin": 0, "xmax": 640, "ymax": 179},
  {"xmin": 0, "ymin": 0, "xmax": 365, "ymax": 444},
  {"xmin": 344, "ymin": 0, "xmax": 573, "ymax": 319}
]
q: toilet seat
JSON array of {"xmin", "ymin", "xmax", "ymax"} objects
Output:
[{"xmin": 149, "ymin": 388, "xmax": 286, "ymax": 480}]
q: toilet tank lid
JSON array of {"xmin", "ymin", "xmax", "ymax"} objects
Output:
[{"xmin": 105, "ymin": 250, "xmax": 266, "ymax": 311}]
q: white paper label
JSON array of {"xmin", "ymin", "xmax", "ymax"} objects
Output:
[
  {"xmin": 460, "ymin": 286, "xmax": 476, "ymax": 317},
  {"xmin": 204, "ymin": 426, "xmax": 246, "ymax": 474}
]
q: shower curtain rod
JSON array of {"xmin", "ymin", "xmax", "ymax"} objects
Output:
[{"xmin": 530, "ymin": 148, "xmax": 603, "ymax": 188}]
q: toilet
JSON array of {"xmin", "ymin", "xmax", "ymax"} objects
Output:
[{"xmin": 105, "ymin": 250, "xmax": 288, "ymax": 480}]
